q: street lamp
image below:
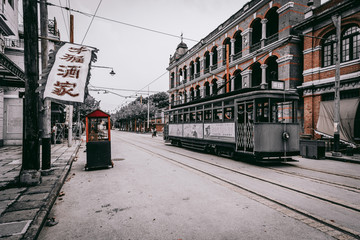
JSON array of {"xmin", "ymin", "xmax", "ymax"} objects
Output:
[{"xmin": 91, "ymin": 65, "xmax": 116, "ymax": 76}]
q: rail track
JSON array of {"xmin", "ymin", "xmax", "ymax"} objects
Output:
[{"xmin": 116, "ymin": 133, "xmax": 360, "ymax": 239}]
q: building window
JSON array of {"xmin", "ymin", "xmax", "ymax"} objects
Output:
[
  {"xmin": 8, "ymin": 0, "xmax": 14, "ymax": 9},
  {"xmin": 204, "ymin": 82, "xmax": 210, "ymax": 96},
  {"xmin": 342, "ymin": 25, "xmax": 360, "ymax": 62},
  {"xmin": 323, "ymin": 33, "xmax": 336, "ymax": 67},
  {"xmin": 251, "ymin": 62, "xmax": 261, "ymax": 87},
  {"xmin": 234, "ymin": 31, "xmax": 242, "ymax": 60},
  {"xmin": 266, "ymin": 56, "xmax": 278, "ymax": 88},
  {"xmin": 233, "ymin": 70, "xmax": 242, "ymax": 90},
  {"xmin": 170, "ymin": 72, "xmax": 175, "ymax": 88}
]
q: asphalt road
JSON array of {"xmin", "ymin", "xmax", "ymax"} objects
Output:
[{"xmin": 38, "ymin": 131, "xmax": 342, "ymax": 240}]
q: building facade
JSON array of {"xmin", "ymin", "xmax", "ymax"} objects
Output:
[
  {"xmin": 167, "ymin": 0, "xmax": 320, "ymax": 125},
  {"xmin": 295, "ymin": 0, "xmax": 360, "ymax": 146}
]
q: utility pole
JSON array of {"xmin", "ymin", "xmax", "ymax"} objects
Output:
[
  {"xmin": 68, "ymin": 14, "xmax": 74, "ymax": 147},
  {"xmin": 147, "ymin": 86, "xmax": 150, "ymax": 131},
  {"xmin": 20, "ymin": 0, "xmax": 41, "ymax": 185},
  {"xmin": 331, "ymin": 14, "xmax": 341, "ymax": 156},
  {"xmin": 40, "ymin": 0, "xmax": 51, "ymax": 170}
]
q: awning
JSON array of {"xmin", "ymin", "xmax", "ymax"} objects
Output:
[
  {"xmin": 0, "ymin": 51, "xmax": 25, "ymax": 88},
  {"xmin": 316, "ymin": 98, "xmax": 360, "ymax": 145}
]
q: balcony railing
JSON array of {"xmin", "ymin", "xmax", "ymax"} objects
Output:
[
  {"xmin": 204, "ymin": 68, "xmax": 210, "ymax": 74},
  {"xmin": 265, "ymin": 33, "xmax": 278, "ymax": 46},
  {"xmin": 5, "ymin": 38, "xmax": 24, "ymax": 49},
  {"xmin": 250, "ymin": 42, "xmax": 261, "ymax": 53},
  {"xmin": 195, "ymin": 72, "xmax": 200, "ymax": 79},
  {"xmin": 233, "ymin": 51, "xmax": 242, "ymax": 60},
  {"xmin": 211, "ymin": 64, "xmax": 218, "ymax": 71},
  {"xmin": 190, "ymin": 75, "xmax": 194, "ymax": 81}
]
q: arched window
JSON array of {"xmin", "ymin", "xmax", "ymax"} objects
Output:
[
  {"xmin": 184, "ymin": 90, "xmax": 188, "ymax": 103},
  {"xmin": 251, "ymin": 18, "xmax": 262, "ymax": 51},
  {"xmin": 204, "ymin": 51, "xmax": 210, "ymax": 74},
  {"xmin": 171, "ymin": 94, "xmax": 175, "ymax": 105},
  {"xmin": 266, "ymin": 56, "xmax": 278, "ymax": 89},
  {"xmin": 223, "ymin": 38, "xmax": 231, "ymax": 64},
  {"xmin": 212, "ymin": 79, "xmax": 218, "ymax": 95},
  {"xmin": 323, "ymin": 33, "xmax": 336, "ymax": 67},
  {"xmin": 233, "ymin": 70, "xmax": 242, "ymax": 90},
  {"xmin": 190, "ymin": 61, "xmax": 194, "ymax": 80},
  {"xmin": 195, "ymin": 57, "xmax": 200, "ymax": 78},
  {"xmin": 204, "ymin": 82, "xmax": 210, "ymax": 97},
  {"xmin": 251, "ymin": 62, "xmax": 262, "ymax": 87},
  {"xmin": 211, "ymin": 46, "xmax": 218, "ymax": 69},
  {"xmin": 234, "ymin": 31, "xmax": 242, "ymax": 60},
  {"xmin": 179, "ymin": 68, "xmax": 183, "ymax": 83},
  {"xmin": 195, "ymin": 85, "xmax": 201, "ymax": 99},
  {"xmin": 265, "ymin": 7, "xmax": 279, "ymax": 44},
  {"xmin": 170, "ymin": 72, "xmax": 175, "ymax": 88},
  {"xmin": 183, "ymin": 66, "xmax": 187, "ymax": 83},
  {"xmin": 190, "ymin": 87, "xmax": 195, "ymax": 101},
  {"xmin": 342, "ymin": 25, "xmax": 360, "ymax": 62}
]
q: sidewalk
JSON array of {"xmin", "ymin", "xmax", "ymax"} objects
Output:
[{"xmin": 0, "ymin": 141, "xmax": 81, "ymax": 239}]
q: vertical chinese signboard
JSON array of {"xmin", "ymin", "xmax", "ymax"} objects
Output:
[{"xmin": 43, "ymin": 43, "xmax": 96, "ymax": 104}]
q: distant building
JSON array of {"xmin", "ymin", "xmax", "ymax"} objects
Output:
[
  {"xmin": 295, "ymin": 0, "xmax": 360, "ymax": 146},
  {"xmin": 167, "ymin": 0, "xmax": 320, "ymax": 123}
]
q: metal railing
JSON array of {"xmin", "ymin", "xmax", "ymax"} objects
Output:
[
  {"xmin": 265, "ymin": 33, "xmax": 278, "ymax": 46},
  {"xmin": 250, "ymin": 42, "xmax": 261, "ymax": 52},
  {"xmin": 211, "ymin": 64, "xmax": 218, "ymax": 71},
  {"xmin": 233, "ymin": 51, "xmax": 242, "ymax": 60}
]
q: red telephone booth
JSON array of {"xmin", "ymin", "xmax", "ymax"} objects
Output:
[{"xmin": 85, "ymin": 109, "xmax": 113, "ymax": 170}]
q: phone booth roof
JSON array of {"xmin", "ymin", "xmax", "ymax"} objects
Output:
[{"xmin": 86, "ymin": 109, "xmax": 110, "ymax": 118}]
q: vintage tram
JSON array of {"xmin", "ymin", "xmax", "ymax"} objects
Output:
[{"xmin": 164, "ymin": 88, "xmax": 300, "ymax": 161}]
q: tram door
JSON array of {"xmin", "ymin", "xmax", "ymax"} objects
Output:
[{"xmin": 236, "ymin": 101, "xmax": 254, "ymax": 152}]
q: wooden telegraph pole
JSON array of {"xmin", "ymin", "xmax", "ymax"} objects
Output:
[
  {"xmin": 40, "ymin": 0, "xmax": 51, "ymax": 170},
  {"xmin": 68, "ymin": 14, "xmax": 74, "ymax": 147},
  {"xmin": 20, "ymin": 0, "xmax": 41, "ymax": 185}
]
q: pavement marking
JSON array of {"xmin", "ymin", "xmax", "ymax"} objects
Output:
[{"xmin": 0, "ymin": 220, "xmax": 31, "ymax": 237}]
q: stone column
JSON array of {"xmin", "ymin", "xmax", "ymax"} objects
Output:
[
  {"xmin": 209, "ymin": 83, "xmax": 213, "ymax": 95},
  {"xmin": 231, "ymin": 74, "xmax": 235, "ymax": 91},
  {"xmin": 217, "ymin": 45, "xmax": 224, "ymax": 67},
  {"xmin": 241, "ymin": 28, "xmax": 252, "ymax": 56},
  {"xmin": 194, "ymin": 61, "xmax": 198, "ymax": 75},
  {"xmin": 230, "ymin": 38, "xmax": 235, "ymax": 62},
  {"xmin": 209, "ymin": 52, "xmax": 214, "ymax": 68},
  {"xmin": 261, "ymin": 64, "xmax": 268, "ymax": 89},
  {"xmin": 261, "ymin": 19, "xmax": 268, "ymax": 48},
  {"xmin": 200, "ymin": 86, "xmax": 205, "ymax": 98},
  {"xmin": 200, "ymin": 57, "xmax": 204, "ymax": 75},
  {"xmin": 218, "ymin": 79, "xmax": 225, "ymax": 94}
]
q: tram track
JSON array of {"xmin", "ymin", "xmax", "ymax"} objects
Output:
[{"xmin": 115, "ymin": 133, "xmax": 360, "ymax": 239}]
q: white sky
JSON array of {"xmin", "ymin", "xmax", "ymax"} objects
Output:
[{"xmin": 45, "ymin": 0, "xmax": 329, "ymax": 112}]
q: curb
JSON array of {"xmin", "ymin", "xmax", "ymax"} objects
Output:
[{"xmin": 22, "ymin": 142, "xmax": 82, "ymax": 240}]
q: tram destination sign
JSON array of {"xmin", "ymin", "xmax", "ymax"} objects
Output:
[{"xmin": 271, "ymin": 80, "xmax": 285, "ymax": 90}]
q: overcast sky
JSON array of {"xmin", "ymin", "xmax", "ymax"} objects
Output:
[{"xmin": 45, "ymin": 0, "xmax": 329, "ymax": 112}]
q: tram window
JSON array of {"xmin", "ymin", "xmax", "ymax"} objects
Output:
[
  {"xmin": 169, "ymin": 113, "xmax": 174, "ymax": 123},
  {"xmin": 179, "ymin": 113, "xmax": 184, "ymax": 122},
  {"xmin": 204, "ymin": 109, "xmax": 212, "ymax": 122},
  {"xmin": 224, "ymin": 107, "xmax": 234, "ymax": 121},
  {"xmin": 213, "ymin": 108, "xmax": 223, "ymax": 121},
  {"xmin": 271, "ymin": 101, "xmax": 294, "ymax": 123},
  {"xmin": 204, "ymin": 104, "xmax": 211, "ymax": 108},
  {"xmin": 256, "ymin": 101, "xmax": 269, "ymax": 123},
  {"xmin": 246, "ymin": 103, "xmax": 254, "ymax": 123},
  {"xmin": 190, "ymin": 112, "xmax": 196, "ymax": 122},
  {"xmin": 196, "ymin": 111, "xmax": 203, "ymax": 122},
  {"xmin": 184, "ymin": 113, "xmax": 190, "ymax": 122},
  {"xmin": 173, "ymin": 114, "xmax": 178, "ymax": 123},
  {"xmin": 238, "ymin": 105, "xmax": 245, "ymax": 123}
]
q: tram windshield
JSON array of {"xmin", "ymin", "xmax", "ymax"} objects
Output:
[{"xmin": 255, "ymin": 99, "xmax": 296, "ymax": 123}]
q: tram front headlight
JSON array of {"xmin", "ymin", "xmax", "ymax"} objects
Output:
[{"xmin": 282, "ymin": 131, "xmax": 290, "ymax": 141}]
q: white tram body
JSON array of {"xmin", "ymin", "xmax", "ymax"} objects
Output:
[{"xmin": 164, "ymin": 89, "xmax": 300, "ymax": 160}]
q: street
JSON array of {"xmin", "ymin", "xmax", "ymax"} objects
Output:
[{"xmin": 38, "ymin": 130, "xmax": 360, "ymax": 240}]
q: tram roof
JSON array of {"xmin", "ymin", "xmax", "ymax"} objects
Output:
[{"xmin": 169, "ymin": 88, "xmax": 299, "ymax": 111}]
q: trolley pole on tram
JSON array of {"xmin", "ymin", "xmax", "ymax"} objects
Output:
[
  {"xmin": 331, "ymin": 14, "xmax": 341, "ymax": 156},
  {"xmin": 68, "ymin": 14, "xmax": 74, "ymax": 147}
]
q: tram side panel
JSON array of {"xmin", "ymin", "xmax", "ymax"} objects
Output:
[{"xmin": 254, "ymin": 123, "xmax": 300, "ymax": 157}]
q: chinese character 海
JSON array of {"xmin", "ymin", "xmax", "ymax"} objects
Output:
[
  {"xmin": 52, "ymin": 81, "xmax": 79, "ymax": 97},
  {"xmin": 60, "ymin": 54, "xmax": 84, "ymax": 63},
  {"xmin": 57, "ymin": 65, "xmax": 81, "ymax": 79}
]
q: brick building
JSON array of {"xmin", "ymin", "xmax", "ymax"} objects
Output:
[
  {"xmin": 167, "ymin": 0, "xmax": 320, "ymax": 123},
  {"xmin": 295, "ymin": 0, "xmax": 360, "ymax": 146}
]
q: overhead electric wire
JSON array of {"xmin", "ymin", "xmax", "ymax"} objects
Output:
[
  {"xmin": 45, "ymin": 1, "xmax": 198, "ymax": 43},
  {"xmin": 81, "ymin": 0, "xmax": 102, "ymax": 44},
  {"xmin": 134, "ymin": 71, "xmax": 168, "ymax": 96},
  {"xmin": 58, "ymin": 0, "xmax": 69, "ymax": 39}
]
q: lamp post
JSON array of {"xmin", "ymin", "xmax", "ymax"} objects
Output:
[{"xmin": 91, "ymin": 65, "xmax": 116, "ymax": 76}]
